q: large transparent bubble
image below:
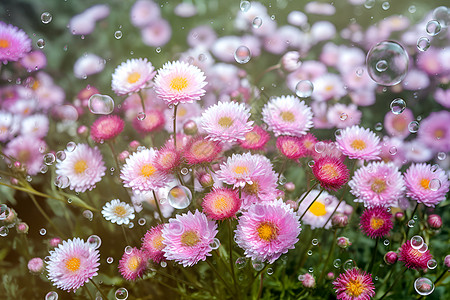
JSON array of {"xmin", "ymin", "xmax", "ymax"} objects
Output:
[{"xmin": 366, "ymin": 41, "xmax": 409, "ymax": 86}]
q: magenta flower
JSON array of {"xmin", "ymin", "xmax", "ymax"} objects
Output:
[
  {"xmin": 398, "ymin": 241, "xmax": 433, "ymax": 270},
  {"xmin": 359, "ymin": 206, "xmax": 393, "ymax": 239},
  {"xmin": 0, "ymin": 22, "xmax": 32, "ymax": 62},
  {"xmin": 142, "ymin": 224, "xmax": 166, "ymax": 264},
  {"xmin": 118, "ymin": 247, "xmax": 148, "ymax": 281},
  {"xmin": 333, "ymin": 268, "xmax": 375, "ymax": 300},
  {"xmin": 90, "ymin": 115, "xmax": 124, "ymax": 143}
]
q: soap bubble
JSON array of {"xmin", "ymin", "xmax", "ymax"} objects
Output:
[
  {"xmin": 252, "ymin": 17, "xmax": 263, "ymax": 28},
  {"xmin": 295, "ymin": 80, "xmax": 314, "ymax": 98},
  {"xmin": 168, "ymin": 185, "xmax": 192, "ymax": 209},
  {"xmin": 426, "ymin": 20, "xmax": 441, "ymax": 36},
  {"xmin": 115, "ymin": 287, "xmax": 128, "ymax": 300},
  {"xmin": 88, "ymin": 94, "xmax": 114, "ymax": 115},
  {"xmin": 234, "ymin": 46, "xmax": 251, "ymax": 64},
  {"xmin": 390, "ymin": 98, "xmax": 406, "ymax": 114},
  {"xmin": 417, "ymin": 37, "xmax": 431, "ymax": 52},
  {"xmin": 414, "ymin": 277, "xmax": 434, "ymax": 296},
  {"xmin": 87, "ymin": 235, "xmax": 102, "ymax": 249},
  {"xmin": 41, "ymin": 12, "xmax": 52, "ymax": 24}
]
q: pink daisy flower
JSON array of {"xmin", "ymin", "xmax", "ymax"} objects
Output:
[
  {"xmin": 183, "ymin": 135, "xmax": 222, "ymax": 165},
  {"xmin": 153, "ymin": 61, "xmax": 207, "ymax": 105},
  {"xmin": 404, "ymin": 163, "xmax": 450, "ymax": 207},
  {"xmin": 299, "ymin": 133, "xmax": 318, "ymax": 156},
  {"xmin": 417, "ymin": 111, "xmax": 450, "ymax": 153},
  {"xmin": 297, "ymin": 189, "xmax": 345, "ymax": 229},
  {"xmin": 276, "ymin": 135, "xmax": 307, "ymax": 160},
  {"xmin": 154, "ymin": 144, "xmax": 181, "ymax": 173},
  {"xmin": 118, "ymin": 247, "xmax": 147, "ymax": 281},
  {"xmin": 90, "ymin": 115, "xmax": 124, "ymax": 143},
  {"xmin": 216, "ymin": 152, "xmax": 267, "ymax": 188},
  {"xmin": 234, "ymin": 199, "xmax": 301, "ymax": 263},
  {"xmin": 20, "ymin": 50, "xmax": 47, "ymax": 72},
  {"xmin": 261, "ymin": 95, "xmax": 314, "ymax": 137},
  {"xmin": 46, "ymin": 238, "xmax": 100, "ymax": 292},
  {"xmin": 141, "ymin": 19, "xmax": 172, "ymax": 48},
  {"xmin": 200, "ymin": 101, "xmax": 253, "ymax": 143},
  {"xmin": 312, "ymin": 156, "xmax": 349, "ymax": 191},
  {"xmin": 55, "ymin": 144, "xmax": 106, "ymax": 193},
  {"xmin": 202, "ymin": 187, "xmax": 241, "ymax": 221},
  {"xmin": 333, "ymin": 268, "xmax": 375, "ymax": 300},
  {"xmin": 4, "ymin": 135, "xmax": 46, "ymax": 176},
  {"xmin": 0, "ymin": 22, "xmax": 32, "ymax": 63},
  {"xmin": 349, "ymin": 162, "xmax": 405, "ymax": 208},
  {"xmin": 142, "ymin": 224, "xmax": 166, "ymax": 264},
  {"xmin": 132, "ymin": 109, "xmax": 165, "ymax": 134},
  {"xmin": 20, "ymin": 114, "xmax": 49, "ymax": 138},
  {"xmin": 237, "ymin": 124, "xmax": 271, "ymax": 150},
  {"xmin": 111, "ymin": 58, "xmax": 156, "ymax": 96},
  {"xmin": 398, "ymin": 240, "xmax": 433, "ymax": 270},
  {"xmin": 28, "ymin": 257, "xmax": 44, "ymax": 274},
  {"xmin": 326, "ymin": 103, "xmax": 362, "ymax": 129},
  {"xmin": 120, "ymin": 148, "xmax": 168, "ymax": 194},
  {"xmin": 162, "ymin": 210, "xmax": 218, "ymax": 267},
  {"xmin": 311, "ymin": 73, "xmax": 347, "ymax": 102},
  {"xmin": 336, "ymin": 125, "xmax": 381, "ymax": 161},
  {"xmin": 359, "ymin": 206, "xmax": 393, "ymax": 238},
  {"xmin": 0, "ymin": 110, "xmax": 19, "ymax": 142},
  {"xmin": 130, "ymin": 0, "xmax": 160, "ymax": 28}
]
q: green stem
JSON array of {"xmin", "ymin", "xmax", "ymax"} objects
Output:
[
  {"xmin": 154, "ymin": 269, "xmax": 208, "ymax": 293},
  {"xmin": 106, "ymin": 140, "xmax": 121, "ymax": 171},
  {"xmin": 378, "ymin": 268, "xmax": 407, "ymax": 300},
  {"xmin": 403, "ymin": 202, "xmax": 419, "ymax": 243},
  {"xmin": 296, "ymin": 182, "xmax": 319, "ymax": 211},
  {"xmin": 206, "ymin": 259, "xmax": 234, "ymax": 293},
  {"xmin": 299, "ymin": 189, "xmax": 324, "ymax": 220},
  {"xmin": 228, "ymin": 219, "xmax": 238, "ymax": 295},
  {"xmin": 173, "ymin": 104, "xmax": 178, "ymax": 149},
  {"xmin": 89, "ymin": 278, "xmax": 108, "ymax": 300},
  {"xmin": 367, "ymin": 238, "xmax": 379, "ymax": 274},
  {"xmin": 256, "ymin": 270, "xmax": 265, "ymax": 300},
  {"xmin": 28, "ymin": 192, "xmax": 65, "ymax": 238},
  {"xmin": 255, "ymin": 63, "xmax": 281, "ymax": 84},
  {"xmin": 138, "ymin": 90, "xmax": 146, "ymax": 112},
  {"xmin": 318, "ymin": 228, "xmax": 337, "ymax": 285},
  {"xmin": 83, "ymin": 284, "xmax": 95, "ymax": 300},
  {"xmin": 152, "ymin": 189, "xmax": 165, "ymax": 223},
  {"xmin": 121, "ymin": 225, "xmax": 131, "ymax": 246}
]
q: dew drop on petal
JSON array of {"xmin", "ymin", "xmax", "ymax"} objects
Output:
[
  {"xmin": 234, "ymin": 46, "xmax": 251, "ymax": 64},
  {"xmin": 389, "ymin": 146, "xmax": 397, "ymax": 155},
  {"xmin": 428, "ymin": 178, "xmax": 441, "ymax": 191},
  {"xmin": 414, "ymin": 277, "xmax": 434, "ymax": 296},
  {"xmin": 137, "ymin": 112, "xmax": 146, "ymax": 121},
  {"xmin": 168, "ymin": 185, "xmax": 192, "ymax": 209},
  {"xmin": 437, "ymin": 152, "xmax": 446, "ymax": 160},
  {"xmin": 315, "ymin": 142, "xmax": 325, "ymax": 153},
  {"xmin": 88, "ymin": 94, "xmax": 115, "ymax": 115},
  {"xmin": 66, "ymin": 142, "xmax": 76, "ymax": 152},
  {"xmin": 54, "ymin": 175, "xmax": 70, "ymax": 189},
  {"xmin": 295, "ymin": 80, "xmax": 314, "ymax": 98},
  {"xmin": 56, "ymin": 151, "xmax": 66, "ymax": 161}
]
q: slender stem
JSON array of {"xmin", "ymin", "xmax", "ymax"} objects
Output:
[
  {"xmin": 277, "ymin": 158, "xmax": 288, "ymax": 181},
  {"xmin": 296, "ymin": 182, "xmax": 319, "ymax": 211},
  {"xmin": 318, "ymin": 228, "xmax": 337, "ymax": 284},
  {"xmin": 173, "ymin": 104, "xmax": 178, "ymax": 149},
  {"xmin": 367, "ymin": 238, "xmax": 379, "ymax": 274},
  {"xmin": 154, "ymin": 269, "xmax": 206, "ymax": 292},
  {"xmin": 206, "ymin": 259, "xmax": 234, "ymax": 293},
  {"xmin": 89, "ymin": 278, "xmax": 108, "ymax": 300},
  {"xmin": 228, "ymin": 219, "xmax": 238, "ymax": 294},
  {"xmin": 138, "ymin": 90, "xmax": 146, "ymax": 112},
  {"xmin": 299, "ymin": 189, "xmax": 324, "ymax": 220},
  {"xmin": 28, "ymin": 193, "xmax": 65, "ymax": 237},
  {"xmin": 83, "ymin": 284, "xmax": 95, "ymax": 300},
  {"xmin": 378, "ymin": 268, "xmax": 407, "ymax": 300},
  {"xmin": 152, "ymin": 190, "xmax": 165, "ymax": 223},
  {"xmin": 403, "ymin": 202, "xmax": 419, "ymax": 242},
  {"xmin": 121, "ymin": 225, "xmax": 131, "ymax": 245},
  {"xmin": 106, "ymin": 140, "xmax": 121, "ymax": 171},
  {"xmin": 255, "ymin": 63, "xmax": 281, "ymax": 84},
  {"xmin": 256, "ymin": 271, "xmax": 265, "ymax": 300}
]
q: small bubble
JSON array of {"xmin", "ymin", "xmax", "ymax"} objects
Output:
[
  {"xmin": 234, "ymin": 45, "xmax": 251, "ymax": 64},
  {"xmin": 426, "ymin": 259, "xmax": 437, "ymax": 269},
  {"xmin": 87, "ymin": 235, "xmax": 102, "ymax": 249},
  {"xmin": 115, "ymin": 287, "xmax": 128, "ymax": 300},
  {"xmin": 107, "ymin": 257, "xmax": 114, "ymax": 264},
  {"xmin": 307, "ymin": 160, "xmax": 315, "ymax": 167},
  {"xmin": 376, "ymin": 60, "xmax": 388, "ymax": 72},
  {"xmin": 128, "ymin": 222, "xmax": 134, "ymax": 229},
  {"xmin": 114, "ymin": 31, "xmax": 123, "ymax": 39},
  {"xmin": 0, "ymin": 226, "xmax": 9, "ymax": 237},
  {"xmin": 295, "ymin": 80, "xmax": 314, "ymax": 98},
  {"xmin": 381, "ymin": 1, "xmax": 390, "ymax": 10},
  {"xmin": 240, "ymin": 0, "xmax": 251, "ymax": 12},
  {"xmin": 364, "ymin": 0, "xmax": 375, "ymax": 9},
  {"xmin": 0, "ymin": 204, "xmax": 10, "ymax": 221},
  {"xmin": 235, "ymin": 257, "xmax": 247, "ymax": 269},
  {"xmin": 408, "ymin": 5, "xmax": 416, "ymax": 13},
  {"xmin": 209, "ymin": 238, "xmax": 220, "ymax": 250},
  {"xmin": 426, "ymin": 20, "xmax": 442, "ymax": 36},
  {"xmin": 408, "ymin": 219, "xmax": 415, "ymax": 227},
  {"xmin": 125, "ymin": 246, "xmax": 133, "ymax": 254},
  {"xmin": 414, "ymin": 277, "xmax": 434, "ymax": 296},
  {"xmin": 56, "ymin": 151, "xmax": 66, "ymax": 161},
  {"xmin": 252, "ymin": 260, "xmax": 265, "ymax": 271},
  {"xmin": 138, "ymin": 218, "xmax": 146, "ymax": 226},
  {"xmin": 417, "ymin": 37, "xmax": 431, "ymax": 52},
  {"xmin": 137, "ymin": 112, "xmax": 146, "ymax": 121},
  {"xmin": 44, "ymin": 153, "xmax": 56, "ymax": 165},
  {"xmin": 410, "ymin": 235, "xmax": 424, "ymax": 249},
  {"xmin": 383, "ymin": 239, "xmax": 390, "ymax": 246},
  {"xmin": 389, "ymin": 146, "xmax": 397, "ymax": 155},
  {"xmin": 41, "ymin": 12, "xmax": 52, "ymax": 24},
  {"xmin": 343, "ymin": 259, "xmax": 355, "ymax": 270},
  {"xmin": 298, "ymin": 274, "xmax": 305, "ymax": 281},
  {"xmin": 180, "ymin": 168, "xmax": 189, "ymax": 176},
  {"xmin": 45, "ymin": 291, "xmax": 58, "ymax": 300},
  {"xmin": 39, "ymin": 228, "xmax": 47, "ymax": 235},
  {"xmin": 390, "ymin": 98, "xmax": 406, "ymax": 114},
  {"xmin": 408, "ymin": 121, "xmax": 419, "ymax": 133},
  {"xmin": 37, "ymin": 38, "xmax": 45, "ymax": 49},
  {"xmin": 156, "ymin": 47, "xmax": 161, "ymax": 53},
  {"xmin": 312, "ymin": 239, "xmax": 319, "ymax": 246},
  {"xmin": 278, "ymin": 175, "xmax": 287, "ymax": 185},
  {"xmin": 66, "ymin": 142, "xmax": 76, "ymax": 152},
  {"xmin": 307, "ymin": 250, "xmax": 313, "ymax": 256},
  {"xmin": 339, "ymin": 113, "xmax": 348, "ymax": 121},
  {"xmin": 83, "ymin": 210, "xmax": 93, "ymax": 221},
  {"xmin": 270, "ymin": 15, "xmax": 275, "ymax": 20},
  {"xmin": 160, "ymin": 261, "xmax": 167, "ymax": 267},
  {"xmin": 333, "ymin": 259, "xmax": 342, "ymax": 268},
  {"xmin": 308, "ymin": 267, "xmax": 314, "ymax": 273},
  {"xmin": 356, "ymin": 68, "xmax": 364, "ymax": 77},
  {"xmin": 267, "ymin": 268, "xmax": 273, "ymax": 275},
  {"xmin": 437, "ymin": 152, "xmax": 446, "ymax": 160},
  {"xmin": 54, "ymin": 175, "xmax": 70, "ymax": 189},
  {"xmin": 429, "ymin": 178, "xmax": 441, "ymax": 191},
  {"xmin": 88, "ymin": 94, "xmax": 115, "ymax": 115},
  {"xmin": 252, "ymin": 17, "xmax": 262, "ymax": 28},
  {"xmin": 374, "ymin": 123, "xmax": 383, "ymax": 131}
]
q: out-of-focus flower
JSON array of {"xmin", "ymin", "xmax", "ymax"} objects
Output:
[
  {"xmin": 0, "ymin": 22, "xmax": 31, "ymax": 62},
  {"xmin": 28, "ymin": 257, "xmax": 44, "ymax": 274},
  {"xmin": 4, "ymin": 135, "xmax": 46, "ymax": 176},
  {"xmin": 141, "ymin": 19, "xmax": 172, "ymax": 47},
  {"xmin": 73, "ymin": 53, "xmax": 105, "ymax": 79},
  {"xmin": 130, "ymin": 0, "xmax": 160, "ymax": 28},
  {"xmin": 336, "ymin": 236, "xmax": 352, "ymax": 249},
  {"xmin": 417, "ymin": 111, "xmax": 450, "ymax": 153}
]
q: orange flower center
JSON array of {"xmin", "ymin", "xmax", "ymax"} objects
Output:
[
  {"xmin": 350, "ymin": 139, "xmax": 367, "ymax": 150},
  {"xmin": 370, "ymin": 217, "xmax": 385, "ymax": 230},
  {"xmin": 141, "ymin": 164, "xmax": 156, "ymax": 177},
  {"xmin": 346, "ymin": 279, "xmax": 364, "ymax": 297},
  {"xmin": 371, "ymin": 178, "xmax": 386, "ymax": 194},
  {"xmin": 170, "ymin": 76, "xmax": 188, "ymax": 92},
  {"xmin": 245, "ymin": 131, "xmax": 261, "ymax": 144},
  {"xmin": 180, "ymin": 230, "xmax": 200, "ymax": 247},
  {"xmin": 191, "ymin": 140, "xmax": 215, "ymax": 159},
  {"xmin": 127, "ymin": 255, "xmax": 141, "ymax": 271},
  {"xmin": 212, "ymin": 195, "xmax": 231, "ymax": 212},
  {"xmin": 280, "ymin": 111, "xmax": 295, "ymax": 123},
  {"xmin": 0, "ymin": 39, "xmax": 9, "ymax": 48},
  {"xmin": 392, "ymin": 117, "xmax": 407, "ymax": 132},
  {"xmin": 218, "ymin": 116, "xmax": 234, "ymax": 128},
  {"xmin": 233, "ymin": 165, "xmax": 248, "ymax": 175},
  {"xmin": 309, "ymin": 201, "xmax": 327, "ymax": 216},
  {"xmin": 74, "ymin": 160, "xmax": 88, "ymax": 174},
  {"xmin": 152, "ymin": 234, "xmax": 165, "ymax": 251},
  {"xmin": 320, "ymin": 163, "xmax": 339, "ymax": 179},
  {"xmin": 65, "ymin": 257, "xmax": 81, "ymax": 272},
  {"xmin": 113, "ymin": 205, "xmax": 128, "ymax": 217},
  {"xmin": 420, "ymin": 178, "xmax": 430, "ymax": 189},
  {"xmin": 257, "ymin": 222, "xmax": 278, "ymax": 242},
  {"xmin": 434, "ymin": 128, "xmax": 444, "ymax": 139},
  {"xmin": 127, "ymin": 72, "xmax": 141, "ymax": 84}
]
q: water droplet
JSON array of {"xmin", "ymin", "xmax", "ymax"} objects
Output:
[
  {"xmin": 252, "ymin": 17, "xmax": 262, "ymax": 28},
  {"xmin": 115, "ymin": 287, "xmax": 128, "ymax": 300},
  {"xmin": 343, "ymin": 259, "xmax": 355, "ymax": 270},
  {"xmin": 426, "ymin": 20, "xmax": 442, "ymax": 36},
  {"xmin": 366, "ymin": 41, "xmax": 409, "ymax": 86},
  {"xmin": 417, "ymin": 37, "xmax": 431, "ymax": 52},
  {"xmin": 339, "ymin": 113, "xmax": 348, "ymax": 121},
  {"xmin": 124, "ymin": 246, "xmax": 133, "ymax": 254},
  {"xmin": 278, "ymin": 175, "xmax": 287, "ymax": 185},
  {"xmin": 209, "ymin": 238, "xmax": 220, "ymax": 250},
  {"xmin": 54, "ymin": 175, "xmax": 70, "ymax": 189},
  {"xmin": 408, "ymin": 121, "xmax": 419, "ymax": 133},
  {"xmin": 312, "ymin": 239, "xmax": 319, "ymax": 246},
  {"xmin": 107, "ymin": 257, "xmax": 114, "ymax": 264},
  {"xmin": 240, "ymin": 0, "xmax": 251, "ymax": 12},
  {"xmin": 235, "ymin": 257, "xmax": 247, "ymax": 269},
  {"xmin": 390, "ymin": 98, "xmax": 406, "ymax": 114},
  {"xmin": 267, "ymin": 268, "xmax": 273, "ymax": 275},
  {"xmin": 389, "ymin": 146, "xmax": 397, "ymax": 155},
  {"xmin": 414, "ymin": 277, "xmax": 434, "ymax": 296},
  {"xmin": 137, "ymin": 112, "xmax": 146, "ymax": 121},
  {"xmin": 298, "ymin": 274, "xmax": 305, "ymax": 281},
  {"xmin": 427, "ymin": 259, "xmax": 437, "ymax": 269},
  {"xmin": 307, "ymin": 250, "xmax": 313, "ymax": 256},
  {"xmin": 168, "ymin": 220, "xmax": 184, "ymax": 235},
  {"xmin": 83, "ymin": 210, "xmax": 93, "ymax": 221},
  {"xmin": 37, "ymin": 38, "xmax": 45, "ymax": 49},
  {"xmin": 180, "ymin": 168, "xmax": 189, "ymax": 176},
  {"xmin": 270, "ymin": 15, "xmax": 275, "ymax": 20},
  {"xmin": 67, "ymin": 198, "xmax": 72, "ymax": 204},
  {"xmin": 308, "ymin": 267, "xmax": 314, "ymax": 273},
  {"xmin": 428, "ymin": 178, "xmax": 441, "ymax": 191},
  {"xmin": 56, "ymin": 151, "xmax": 66, "ymax": 161},
  {"xmin": 66, "ymin": 142, "xmax": 76, "ymax": 152},
  {"xmin": 383, "ymin": 239, "xmax": 390, "ymax": 246},
  {"xmin": 114, "ymin": 31, "xmax": 123, "ymax": 39},
  {"xmin": 381, "ymin": 2, "xmax": 390, "ymax": 10},
  {"xmin": 160, "ymin": 261, "xmax": 167, "ymax": 267},
  {"xmin": 128, "ymin": 222, "xmax": 134, "ymax": 229},
  {"xmin": 138, "ymin": 218, "xmax": 146, "ymax": 226},
  {"xmin": 437, "ymin": 152, "xmax": 446, "ymax": 160},
  {"xmin": 333, "ymin": 259, "xmax": 342, "ymax": 268},
  {"xmin": 252, "ymin": 260, "xmax": 265, "ymax": 271},
  {"xmin": 408, "ymin": 5, "xmax": 416, "ymax": 13},
  {"xmin": 408, "ymin": 219, "xmax": 415, "ymax": 228},
  {"xmin": 39, "ymin": 228, "xmax": 47, "ymax": 235},
  {"xmin": 411, "ymin": 235, "xmax": 424, "ymax": 249},
  {"xmin": 168, "ymin": 186, "xmax": 192, "ymax": 209},
  {"xmin": 0, "ymin": 204, "xmax": 10, "ymax": 221},
  {"xmin": 307, "ymin": 160, "xmax": 315, "ymax": 167},
  {"xmin": 234, "ymin": 46, "xmax": 251, "ymax": 64},
  {"xmin": 364, "ymin": 0, "xmax": 375, "ymax": 9},
  {"xmin": 417, "ymin": 243, "xmax": 428, "ymax": 253},
  {"xmin": 41, "ymin": 12, "xmax": 52, "ymax": 24},
  {"xmin": 156, "ymin": 47, "xmax": 161, "ymax": 53},
  {"xmin": 374, "ymin": 123, "xmax": 383, "ymax": 131},
  {"xmin": 45, "ymin": 291, "xmax": 58, "ymax": 300},
  {"xmin": 44, "ymin": 153, "xmax": 56, "ymax": 165},
  {"xmin": 87, "ymin": 235, "xmax": 102, "ymax": 249},
  {"xmin": 88, "ymin": 94, "xmax": 115, "ymax": 115},
  {"xmin": 295, "ymin": 80, "xmax": 314, "ymax": 98},
  {"xmin": 433, "ymin": 6, "xmax": 450, "ymax": 28},
  {"xmin": 0, "ymin": 226, "xmax": 9, "ymax": 237}
]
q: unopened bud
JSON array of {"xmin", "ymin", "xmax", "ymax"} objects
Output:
[
  {"xmin": 384, "ymin": 251, "xmax": 398, "ymax": 265},
  {"xmin": 183, "ymin": 120, "xmax": 198, "ymax": 135},
  {"xmin": 49, "ymin": 237, "xmax": 62, "ymax": 248},
  {"xmin": 395, "ymin": 211, "xmax": 405, "ymax": 221},
  {"xmin": 28, "ymin": 257, "xmax": 44, "ymax": 274},
  {"xmin": 332, "ymin": 213, "xmax": 348, "ymax": 228},
  {"xmin": 299, "ymin": 273, "xmax": 315, "ymax": 288},
  {"xmin": 16, "ymin": 222, "xmax": 29, "ymax": 234},
  {"xmin": 427, "ymin": 214, "xmax": 442, "ymax": 230},
  {"xmin": 284, "ymin": 182, "xmax": 295, "ymax": 192},
  {"xmin": 336, "ymin": 236, "xmax": 352, "ymax": 249}
]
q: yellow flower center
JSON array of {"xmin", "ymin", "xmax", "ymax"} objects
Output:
[
  {"xmin": 243, "ymin": 182, "xmax": 259, "ymax": 195},
  {"xmin": 346, "ymin": 279, "xmax": 364, "ymax": 297},
  {"xmin": 370, "ymin": 217, "xmax": 385, "ymax": 230},
  {"xmin": 180, "ymin": 230, "xmax": 200, "ymax": 247},
  {"xmin": 170, "ymin": 186, "xmax": 184, "ymax": 198},
  {"xmin": 233, "ymin": 165, "xmax": 248, "ymax": 175},
  {"xmin": 141, "ymin": 164, "xmax": 156, "ymax": 177},
  {"xmin": 65, "ymin": 257, "xmax": 81, "ymax": 272},
  {"xmin": 280, "ymin": 111, "xmax": 295, "ymax": 123},
  {"xmin": 218, "ymin": 116, "xmax": 234, "ymax": 128},
  {"xmin": 74, "ymin": 160, "xmax": 88, "ymax": 174},
  {"xmin": 308, "ymin": 201, "xmax": 327, "ymax": 216},
  {"xmin": 113, "ymin": 205, "xmax": 128, "ymax": 217},
  {"xmin": 127, "ymin": 255, "xmax": 141, "ymax": 272},
  {"xmin": 191, "ymin": 140, "xmax": 215, "ymax": 159},
  {"xmin": 434, "ymin": 129, "xmax": 444, "ymax": 139},
  {"xmin": 420, "ymin": 178, "xmax": 430, "ymax": 190},
  {"xmin": 152, "ymin": 234, "xmax": 165, "ymax": 251},
  {"xmin": 212, "ymin": 196, "xmax": 231, "ymax": 212},
  {"xmin": 320, "ymin": 163, "xmax": 339, "ymax": 179},
  {"xmin": 245, "ymin": 131, "xmax": 261, "ymax": 144},
  {"xmin": 325, "ymin": 85, "xmax": 334, "ymax": 92},
  {"xmin": 170, "ymin": 76, "xmax": 188, "ymax": 92},
  {"xmin": 257, "ymin": 222, "xmax": 278, "ymax": 242},
  {"xmin": 371, "ymin": 178, "xmax": 386, "ymax": 194},
  {"xmin": 350, "ymin": 139, "xmax": 367, "ymax": 150},
  {"xmin": 127, "ymin": 72, "xmax": 141, "ymax": 84},
  {"xmin": 0, "ymin": 39, "xmax": 9, "ymax": 48}
]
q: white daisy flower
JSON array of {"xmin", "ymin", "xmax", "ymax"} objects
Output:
[
  {"xmin": 102, "ymin": 199, "xmax": 135, "ymax": 225},
  {"xmin": 111, "ymin": 58, "xmax": 156, "ymax": 96}
]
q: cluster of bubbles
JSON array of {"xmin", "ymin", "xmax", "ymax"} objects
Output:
[{"xmin": 410, "ymin": 236, "xmax": 429, "ymax": 253}]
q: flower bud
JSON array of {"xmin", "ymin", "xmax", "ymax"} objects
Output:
[
  {"xmin": 285, "ymin": 200, "xmax": 298, "ymax": 210},
  {"xmin": 284, "ymin": 182, "xmax": 295, "ymax": 192},
  {"xmin": 332, "ymin": 213, "xmax": 348, "ymax": 228},
  {"xmin": 445, "ymin": 255, "xmax": 450, "ymax": 269},
  {"xmin": 326, "ymin": 272, "xmax": 335, "ymax": 280},
  {"xmin": 281, "ymin": 51, "xmax": 302, "ymax": 72},
  {"xmin": 199, "ymin": 172, "xmax": 214, "ymax": 188},
  {"xmin": 299, "ymin": 273, "xmax": 315, "ymax": 288},
  {"xmin": 384, "ymin": 251, "xmax": 398, "ymax": 265},
  {"xmin": 49, "ymin": 237, "xmax": 62, "ymax": 248},
  {"xmin": 118, "ymin": 150, "xmax": 130, "ymax": 162},
  {"xmin": 77, "ymin": 125, "xmax": 88, "ymax": 137},
  {"xmin": 129, "ymin": 140, "xmax": 140, "ymax": 150},
  {"xmin": 16, "ymin": 222, "xmax": 29, "ymax": 234},
  {"xmin": 336, "ymin": 236, "xmax": 352, "ymax": 249},
  {"xmin": 395, "ymin": 211, "xmax": 405, "ymax": 221},
  {"xmin": 427, "ymin": 214, "xmax": 442, "ymax": 230},
  {"xmin": 28, "ymin": 257, "xmax": 44, "ymax": 274},
  {"xmin": 183, "ymin": 120, "xmax": 198, "ymax": 135}
]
